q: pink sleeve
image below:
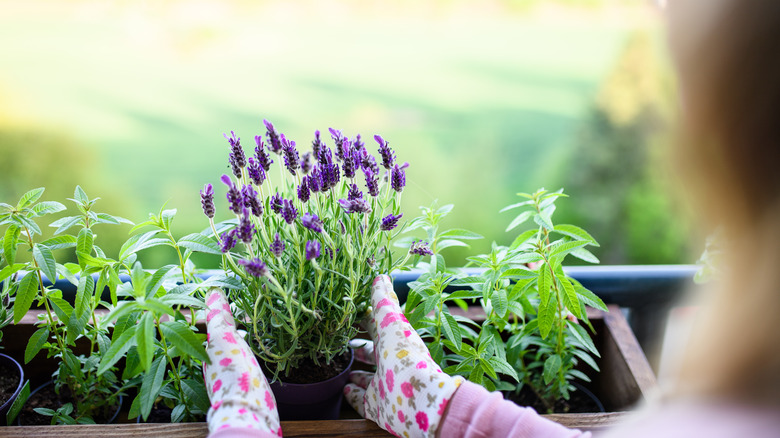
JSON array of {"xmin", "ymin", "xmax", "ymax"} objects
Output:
[
  {"xmin": 439, "ymin": 381, "xmax": 591, "ymax": 438},
  {"xmin": 208, "ymin": 426, "xmax": 279, "ymax": 438}
]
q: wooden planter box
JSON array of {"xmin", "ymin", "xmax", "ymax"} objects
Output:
[{"xmin": 1, "ymin": 305, "xmax": 655, "ymax": 436}]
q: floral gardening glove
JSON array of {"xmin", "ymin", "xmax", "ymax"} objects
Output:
[
  {"xmin": 344, "ymin": 275, "xmax": 464, "ymax": 437},
  {"xmin": 203, "ymin": 287, "xmax": 282, "ymax": 437}
]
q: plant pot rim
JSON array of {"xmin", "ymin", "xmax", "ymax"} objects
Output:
[
  {"xmin": 0, "ymin": 353, "xmax": 24, "ymax": 413},
  {"xmin": 270, "ymin": 348, "xmax": 355, "ymax": 389}
]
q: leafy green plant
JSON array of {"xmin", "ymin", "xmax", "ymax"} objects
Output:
[
  {"xmin": 403, "ymin": 189, "xmax": 607, "ymax": 412},
  {"xmin": 199, "ymin": 122, "xmax": 408, "ymax": 380}
]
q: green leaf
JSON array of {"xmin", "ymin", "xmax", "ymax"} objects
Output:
[
  {"xmin": 560, "ymin": 277, "xmax": 583, "ymax": 319},
  {"xmin": 491, "ymin": 288, "xmax": 508, "ymax": 318},
  {"xmin": 49, "ymin": 216, "xmax": 83, "ymax": 235},
  {"xmin": 534, "ymin": 211, "xmax": 554, "ymax": 231},
  {"xmin": 538, "ymin": 293, "xmax": 556, "ymax": 340},
  {"xmin": 543, "ymin": 354, "xmax": 562, "ymax": 385},
  {"xmin": 439, "ymin": 228, "xmax": 483, "ymax": 240},
  {"xmin": 13, "ymin": 272, "xmax": 39, "ymax": 324},
  {"xmin": 499, "ymin": 199, "xmax": 534, "ymax": 212},
  {"xmin": 25, "ymin": 327, "xmax": 49, "ymax": 363},
  {"xmin": 3, "ymin": 225, "xmax": 20, "ymax": 265},
  {"xmin": 98, "ymin": 324, "xmax": 138, "ymax": 375},
  {"xmin": 17, "ymin": 187, "xmax": 45, "ymax": 210},
  {"xmin": 161, "ymin": 209, "xmax": 177, "ymax": 230},
  {"xmin": 136, "ymin": 313, "xmax": 155, "ymax": 373},
  {"xmin": 16, "ymin": 215, "xmax": 41, "ymax": 236},
  {"xmin": 66, "ymin": 309, "xmax": 90, "ymax": 346},
  {"xmin": 574, "ymin": 282, "xmax": 608, "ymax": 312},
  {"xmin": 39, "ymin": 235, "xmax": 78, "ymax": 251},
  {"xmin": 73, "ymin": 186, "xmax": 89, "ymax": 203},
  {"xmin": 441, "ymin": 311, "xmax": 462, "ymax": 351},
  {"xmin": 145, "ymin": 265, "xmax": 178, "ymax": 298},
  {"xmin": 505, "ymin": 210, "xmax": 533, "ymax": 232},
  {"xmin": 158, "ymin": 294, "xmax": 206, "ymax": 309},
  {"xmin": 139, "ymin": 356, "xmax": 168, "ymax": 420},
  {"xmin": 75, "ymin": 274, "xmax": 95, "ymax": 318},
  {"xmin": 160, "ymin": 321, "xmax": 208, "ymax": 362},
  {"xmin": 31, "ymin": 201, "xmax": 66, "ymax": 217},
  {"xmin": 33, "ymin": 244, "xmax": 57, "ymax": 283},
  {"xmin": 436, "ymin": 239, "xmax": 469, "ymax": 251},
  {"xmin": 181, "ymin": 379, "xmax": 210, "ymax": 413},
  {"xmin": 549, "ymin": 240, "xmax": 590, "ymax": 259},
  {"xmin": 567, "ymin": 321, "xmax": 600, "ymax": 357},
  {"xmin": 48, "ymin": 294, "xmax": 74, "ymax": 325},
  {"xmin": 178, "ymin": 233, "xmax": 222, "ymax": 255},
  {"xmin": 0, "ymin": 263, "xmax": 24, "ymax": 283},
  {"xmin": 500, "ymin": 268, "xmax": 538, "ymax": 279},
  {"xmin": 486, "ymin": 357, "xmax": 519, "ymax": 381},
  {"xmin": 76, "ymin": 251, "xmax": 115, "ymax": 268},
  {"xmin": 77, "ymin": 228, "xmax": 94, "ymax": 257},
  {"xmin": 140, "ymin": 298, "xmax": 175, "ymax": 317},
  {"xmin": 572, "ymin": 348, "xmax": 600, "ymax": 372},
  {"xmin": 570, "ymin": 247, "xmax": 600, "ymax": 264},
  {"xmin": 537, "ymin": 265, "xmax": 551, "ymax": 304},
  {"xmin": 553, "ymin": 224, "xmax": 599, "ymax": 246},
  {"xmin": 6, "ymin": 380, "xmax": 30, "ymax": 424},
  {"xmin": 445, "ymin": 289, "xmax": 483, "ymax": 300}
]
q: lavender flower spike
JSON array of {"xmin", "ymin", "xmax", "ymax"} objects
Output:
[
  {"xmin": 375, "ymin": 134, "xmax": 395, "ymax": 169},
  {"xmin": 270, "ymin": 192, "xmax": 284, "ymax": 214},
  {"xmin": 236, "ymin": 208, "xmax": 255, "ymax": 243},
  {"xmin": 238, "ymin": 257, "xmax": 269, "ymax": 278},
  {"xmin": 391, "ymin": 164, "xmax": 406, "ymax": 193},
  {"xmin": 200, "ymin": 183, "xmax": 215, "ymax": 218},
  {"xmin": 254, "ymin": 135, "xmax": 273, "ymax": 171},
  {"xmin": 363, "ymin": 167, "xmax": 379, "ymax": 197},
  {"xmin": 225, "ymin": 131, "xmax": 246, "ymax": 178},
  {"xmin": 281, "ymin": 199, "xmax": 298, "ymax": 224},
  {"xmin": 338, "ymin": 197, "xmax": 372, "ymax": 215},
  {"xmin": 380, "ymin": 213, "xmax": 403, "ymax": 231},
  {"xmin": 221, "ymin": 174, "xmax": 243, "ymax": 214},
  {"xmin": 241, "ymin": 185, "xmax": 263, "ymax": 217},
  {"xmin": 281, "ymin": 134, "xmax": 300, "ymax": 175},
  {"xmin": 305, "ymin": 240, "xmax": 321, "ymax": 261},
  {"xmin": 247, "ymin": 157, "xmax": 266, "ymax": 187},
  {"xmin": 410, "ymin": 240, "xmax": 433, "ymax": 256},
  {"xmin": 219, "ymin": 229, "xmax": 238, "ymax": 253},
  {"xmin": 301, "ymin": 212, "xmax": 323, "ymax": 233},
  {"xmin": 297, "ymin": 176, "xmax": 310, "ymax": 203},
  {"xmin": 264, "ymin": 119, "xmax": 282, "ymax": 154},
  {"xmin": 269, "ymin": 233, "xmax": 285, "ymax": 257}
]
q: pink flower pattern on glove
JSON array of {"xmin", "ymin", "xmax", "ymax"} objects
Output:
[
  {"xmin": 203, "ymin": 287, "xmax": 282, "ymax": 437},
  {"xmin": 343, "ymin": 275, "xmax": 463, "ymax": 437}
]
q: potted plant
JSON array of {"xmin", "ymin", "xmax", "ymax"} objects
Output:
[
  {"xmin": 197, "ymin": 120, "xmax": 408, "ymax": 420},
  {"xmin": 403, "ymin": 189, "xmax": 610, "ymax": 413},
  {"xmin": 0, "ymin": 271, "xmax": 26, "ymax": 426}
]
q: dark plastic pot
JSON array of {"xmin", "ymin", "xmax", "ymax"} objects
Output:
[
  {"xmin": 0, "ymin": 353, "xmax": 24, "ymax": 426},
  {"xmin": 17, "ymin": 381, "xmax": 123, "ymax": 425},
  {"xmin": 269, "ymin": 349, "xmax": 354, "ymax": 421}
]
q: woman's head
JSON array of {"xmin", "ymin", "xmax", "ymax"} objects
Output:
[{"xmin": 666, "ymin": 0, "xmax": 780, "ymax": 405}]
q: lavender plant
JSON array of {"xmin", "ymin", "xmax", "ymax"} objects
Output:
[{"xmin": 200, "ymin": 121, "xmax": 407, "ymax": 379}]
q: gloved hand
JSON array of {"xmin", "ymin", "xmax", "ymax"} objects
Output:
[
  {"xmin": 203, "ymin": 287, "xmax": 282, "ymax": 437},
  {"xmin": 344, "ymin": 275, "xmax": 463, "ymax": 437}
]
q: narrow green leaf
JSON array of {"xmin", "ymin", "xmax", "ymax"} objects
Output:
[
  {"xmin": 145, "ymin": 265, "xmax": 178, "ymax": 299},
  {"xmin": 567, "ymin": 320, "xmax": 600, "ymax": 357},
  {"xmin": 572, "ymin": 348, "xmax": 600, "ymax": 372},
  {"xmin": 178, "ymin": 233, "xmax": 222, "ymax": 255},
  {"xmin": 136, "ymin": 313, "xmax": 155, "ymax": 373},
  {"xmin": 76, "ymin": 251, "xmax": 115, "ymax": 268},
  {"xmin": 500, "ymin": 268, "xmax": 537, "ymax": 279},
  {"xmin": 436, "ymin": 239, "xmax": 469, "ymax": 251},
  {"xmin": 491, "ymin": 289, "xmax": 508, "ymax": 318},
  {"xmin": 181, "ymin": 379, "xmax": 210, "ymax": 413},
  {"xmin": 570, "ymin": 247, "xmax": 600, "ymax": 264},
  {"xmin": 2, "ymin": 225, "xmax": 20, "ymax": 265},
  {"xmin": 98, "ymin": 324, "xmax": 138, "ymax": 375},
  {"xmin": 573, "ymin": 282, "xmax": 608, "ymax": 312},
  {"xmin": 538, "ymin": 293, "xmax": 556, "ymax": 340},
  {"xmin": 33, "ymin": 244, "xmax": 57, "ymax": 283},
  {"xmin": 17, "ymin": 187, "xmax": 45, "ymax": 210},
  {"xmin": 543, "ymin": 354, "xmax": 562, "ymax": 385},
  {"xmin": 445, "ymin": 289, "xmax": 483, "ymax": 300},
  {"xmin": 0, "ymin": 263, "xmax": 24, "ymax": 283},
  {"xmin": 6, "ymin": 380, "xmax": 30, "ymax": 424},
  {"xmin": 553, "ymin": 224, "xmax": 599, "ymax": 246},
  {"xmin": 159, "ymin": 294, "xmax": 206, "ymax": 309},
  {"xmin": 160, "ymin": 321, "xmax": 208, "ymax": 362},
  {"xmin": 77, "ymin": 228, "xmax": 94, "ymax": 257},
  {"xmin": 73, "ymin": 186, "xmax": 89, "ymax": 203},
  {"xmin": 505, "ymin": 210, "xmax": 533, "ymax": 232},
  {"xmin": 486, "ymin": 357, "xmax": 519, "ymax": 381},
  {"xmin": 39, "ymin": 235, "xmax": 78, "ymax": 251},
  {"xmin": 549, "ymin": 240, "xmax": 590, "ymax": 259},
  {"xmin": 48, "ymin": 295, "xmax": 74, "ymax": 325},
  {"xmin": 31, "ymin": 201, "xmax": 66, "ymax": 217},
  {"xmin": 441, "ymin": 311, "xmax": 462, "ymax": 351},
  {"xmin": 161, "ymin": 209, "xmax": 177, "ymax": 230},
  {"xmin": 534, "ymin": 212, "xmax": 554, "ymax": 231},
  {"xmin": 66, "ymin": 309, "xmax": 90, "ymax": 346},
  {"xmin": 13, "ymin": 272, "xmax": 39, "ymax": 324},
  {"xmin": 16, "ymin": 215, "xmax": 41, "ymax": 235},
  {"xmin": 25, "ymin": 327, "xmax": 49, "ymax": 363},
  {"xmin": 439, "ymin": 228, "xmax": 483, "ymax": 240},
  {"xmin": 498, "ymin": 199, "xmax": 534, "ymax": 213},
  {"xmin": 49, "ymin": 216, "xmax": 83, "ymax": 235},
  {"xmin": 537, "ymin": 265, "xmax": 551, "ymax": 304},
  {"xmin": 140, "ymin": 298, "xmax": 175, "ymax": 317},
  {"xmin": 560, "ymin": 277, "xmax": 583, "ymax": 319},
  {"xmin": 139, "ymin": 356, "xmax": 168, "ymax": 420}
]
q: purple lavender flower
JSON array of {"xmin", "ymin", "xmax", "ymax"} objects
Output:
[
  {"xmin": 347, "ymin": 183, "xmax": 363, "ymax": 201},
  {"xmin": 308, "ymin": 166, "xmax": 322, "ymax": 193},
  {"xmin": 375, "ymin": 135, "xmax": 395, "ymax": 169},
  {"xmin": 270, "ymin": 192, "xmax": 284, "ymax": 214},
  {"xmin": 359, "ymin": 149, "xmax": 379, "ymax": 174},
  {"xmin": 236, "ymin": 208, "xmax": 255, "ymax": 243},
  {"xmin": 338, "ymin": 197, "xmax": 372, "ymax": 214},
  {"xmin": 220, "ymin": 229, "xmax": 237, "ymax": 253},
  {"xmin": 269, "ymin": 233, "xmax": 285, "ymax": 257},
  {"xmin": 221, "ymin": 175, "xmax": 243, "ymax": 214},
  {"xmin": 317, "ymin": 144, "xmax": 332, "ymax": 166},
  {"xmin": 363, "ymin": 168, "xmax": 379, "ymax": 197},
  {"xmin": 353, "ymin": 134, "xmax": 364, "ymax": 151},
  {"xmin": 301, "ymin": 213, "xmax": 323, "ymax": 233},
  {"xmin": 200, "ymin": 183, "xmax": 215, "ymax": 218},
  {"xmin": 254, "ymin": 135, "xmax": 273, "ymax": 172},
  {"xmin": 305, "ymin": 240, "xmax": 321, "ymax": 261},
  {"xmin": 300, "ymin": 151, "xmax": 313, "ymax": 174},
  {"xmin": 297, "ymin": 176, "xmax": 310, "ymax": 203},
  {"xmin": 238, "ymin": 257, "xmax": 268, "ymax": 278},
  {"xmin": 281, "ymin": 134, "xmax": 300, "ymax": 175},
  {"xmin": 329, "ymin": 128, "xmax": 345, "ymax": 161},
  {"xmin": 312, "ymin": 130, "xmax": 323, "ymax": 160},
  {"xmin": 264, "ymin": 119, "xmax": 282, "ymax": 154},
  {"xmin": 410, "ymin": 240, "xmax": 433, "ymax": 256},
  {"xmin": 225, "ymin": 131, "xmax": 246, "ymax": 178},
  {"xmin": 247, "ymin": 157, "xmax": 266, "ymax": 187},
  {"xmin": 342, "ymin": 141, "xmax": 358, "ymax": 179},
  {"xmin": 380, "ymin": 213, "xmax": 403, "ymax": 231},
  {"xmin": 281, "ymin": 199, "xmax": 298, "ymax": 224},
  {"xmin": 391, "ymin": 164, "xmax": 406, "ymax": 193},
  {"xmin": 241, "ymin": 185, "xmax": 263, "ymax": 217}
]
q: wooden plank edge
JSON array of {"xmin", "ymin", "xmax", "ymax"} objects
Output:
[{"xmin": 603, "ymin": 305, "xmax": 658, "ymax": 400}]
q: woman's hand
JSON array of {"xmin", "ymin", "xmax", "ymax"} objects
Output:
[
  {"xmin": 344, "ymin": 275, "xmax": 463, "ymax": 437},
  {"xmin": 203, "ymin": 287, "xmax": 282, "ymax": 437}
]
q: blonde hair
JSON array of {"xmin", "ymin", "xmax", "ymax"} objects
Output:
[{"xmin": 668, "ymin": 0, "xmax": 780, "ymax": 405}]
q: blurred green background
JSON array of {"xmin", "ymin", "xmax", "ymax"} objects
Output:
[{"xmin": 0, "ymin": 0, "xmax": 693, "ymax": 267}]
